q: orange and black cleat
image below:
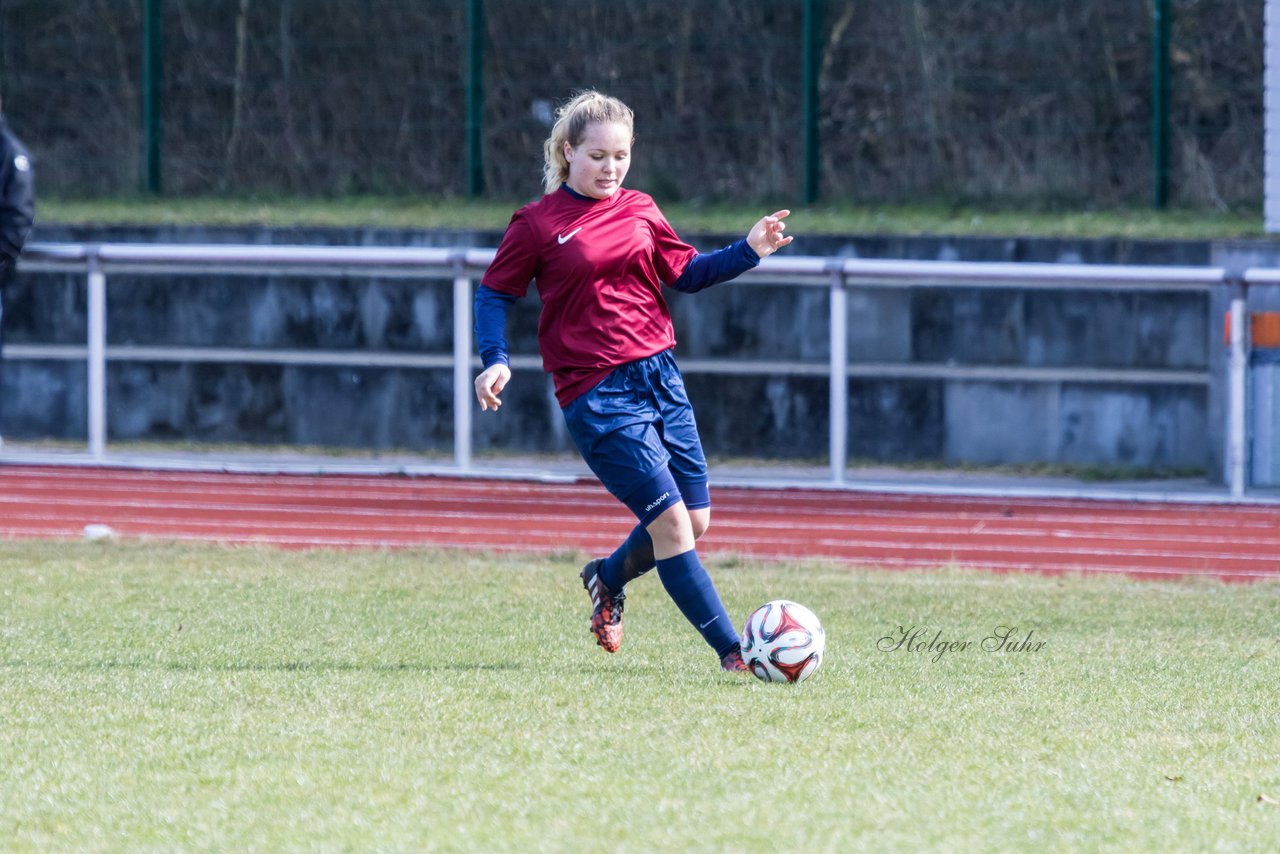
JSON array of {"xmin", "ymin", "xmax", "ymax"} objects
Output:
[
  {"xmin": 720, "ymin": 644, "xmax": 748, "ymax": 673},
  {"xmin": 581, "ymin": 558, "xmax": 626, "ymax": 653}
]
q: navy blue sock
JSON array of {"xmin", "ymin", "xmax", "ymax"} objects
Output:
[
  {"xmin": 600, "ymin": 524, "xmax": 655, "ymax": 591},
  {"xmin": 655, "ymin": 550, "xmax": 739, "ymax": 658}
]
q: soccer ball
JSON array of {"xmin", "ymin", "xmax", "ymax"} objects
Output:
[{"xmin": 740, "ymin": 600, "xmax": 825, "ymax": 683}]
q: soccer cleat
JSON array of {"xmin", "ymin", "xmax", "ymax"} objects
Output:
[
  {"xmin": 720, "ymin": 644, "xmax": 748, "ymax": 673},
  {"xmin": 581, "ymin": 558, "xmax": 625, "ymax": 653}
]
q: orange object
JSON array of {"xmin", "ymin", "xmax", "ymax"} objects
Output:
[{"xmin": 1223, "ymin": 311, "xmax": 1280, "ymax": 348}]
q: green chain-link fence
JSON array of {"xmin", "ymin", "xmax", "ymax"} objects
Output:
[{"xmin": 0, "ymin": 0, "xmax": 1262, "ymax": 208}]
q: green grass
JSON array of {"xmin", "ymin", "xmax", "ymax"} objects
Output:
[
  {"xmin": 39, "ymin": 195, "xmax": 1271, "ymax": 241},
  {"xmin": 2, "ymin": 540, "xmax": 1279, "ymax": 851}
]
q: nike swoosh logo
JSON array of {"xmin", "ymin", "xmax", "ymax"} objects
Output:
[
  {"xmin": 557, "ymin": 227, "xmax": 583, "ymax": 245},
  {"xmin": 699, "ymin": 616, "xmax": 719, "ymax": 629}
]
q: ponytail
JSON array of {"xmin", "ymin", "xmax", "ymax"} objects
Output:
[{"xmin": 542, "ymin": 91, "xmax": 635, "ymax": 195}]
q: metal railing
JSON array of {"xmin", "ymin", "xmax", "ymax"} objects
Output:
[{"xmin": 15, "ymin": 243, "xmax": 1248, "ymax": 494}]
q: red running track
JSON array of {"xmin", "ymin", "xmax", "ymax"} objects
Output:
[{"xmin": 1, "ymin": 464, "xmax": 1278, "ymax": 581}]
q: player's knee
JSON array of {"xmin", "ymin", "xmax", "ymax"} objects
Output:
[
  {"xmin": 647, "ymin": 506, "xmax": 685, "ymax": 541},
  {"xmin": 646, "ymin": 504, "xmax": 695, "ymax": 555},
  {"xmin": 690, "ymin": 509, "xmax": 711, "ymax": 540}
]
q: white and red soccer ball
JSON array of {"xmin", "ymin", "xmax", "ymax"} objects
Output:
[{"xmin": 740, "ymin": 599, "xmax": 825, "ymax": 683}]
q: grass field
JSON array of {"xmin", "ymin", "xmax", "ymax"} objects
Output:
[
  {"xmin": 39, "ymin": 195, "xmax": 1268, "ymax": 241},
  {"xmin": 2, "ymin": 540, "xmax": 1279, "ymax": 851}
]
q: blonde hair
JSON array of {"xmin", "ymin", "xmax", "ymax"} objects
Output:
[{"xmin": 542, "ymin": 91, "xmax": 635, "ymax": 195}]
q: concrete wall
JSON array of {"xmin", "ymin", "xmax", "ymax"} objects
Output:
[{"xmin": 5, "ymin": 224, "xmax": 1262, "ymax": 478}]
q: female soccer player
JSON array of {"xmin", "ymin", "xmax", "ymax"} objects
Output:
[{"xmin": 473, "ymin": 91, "xmax": 792, "ymax": 672}]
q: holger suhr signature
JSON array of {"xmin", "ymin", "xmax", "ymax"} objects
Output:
[{"xmin": 878, "ymin": 625, "xmax": 1046, "ymax": 663}]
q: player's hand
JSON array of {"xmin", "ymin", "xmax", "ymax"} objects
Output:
[
  {"xmin": 747, "ymin": 209, "xmax": 794, "ymax": 259},
  {"xmin": 474, "ymin": 363, "xmax": 512, "ymax": 411}
]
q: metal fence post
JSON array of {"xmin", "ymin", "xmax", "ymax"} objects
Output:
[
  {"xmin": 802, "ymin": 0, "xmax": 823, "ymax": 204},
  {"xmin": 86, "ymin": 250, "xmax": 107, "ymax": 460},
  {"xmin": 1152, "ymin": 0, "xmax": 1171, "ymax": 209},
  {"xmin": 453, "ymin": 257, "xmax": 474, "ymax": 471},
  {"xmin": 803, "ymin": 0, "xmax": 824, "ymax": 204},
  {"xmin": 1226, "ymin": 277, "xmax": 1248, "ymax": 497},
  {"xmin": 828, "ymin": 264, "xmax": 847, "ymax": 485},
  {"xmin": 142, "ymin": 0, "xmax": 164, "ymax": 194},
  {"xmin": 466, "ymin": 0, "xmax": 485, "ymax": 197}
]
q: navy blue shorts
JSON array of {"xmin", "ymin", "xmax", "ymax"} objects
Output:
[{"xmin": 562, "ymin": 350, "xmax": 710, "ymax": 523}]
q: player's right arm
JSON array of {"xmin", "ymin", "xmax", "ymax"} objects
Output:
[
  {"xmin": 474, "ymin": 362, "xmax": 511, "ymax": 411},
  {"xmin": 473, "ymin": 209, "xmax": 538, "ymax": 412},
  {"xmin": 474, "ymin": 284, "xmax": 515, "ymax": 411}
]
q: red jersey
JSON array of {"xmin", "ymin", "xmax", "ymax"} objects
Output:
[{"xmin": 481, "ymin": 187, "xmax": 697, "ymax": 406}]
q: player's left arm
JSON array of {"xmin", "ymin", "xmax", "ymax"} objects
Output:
[
  {"xmin": 668, "ymin": 209, "xmax": 793, "ymax": 294},
  {"xmin": 746, "ymin": 209, "xmax": 792, "ymax": 259}
]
